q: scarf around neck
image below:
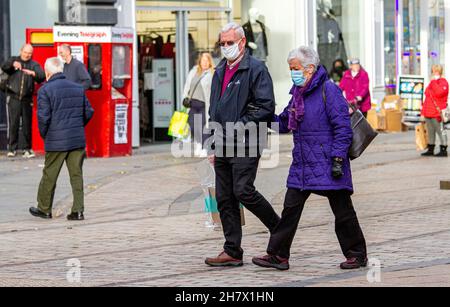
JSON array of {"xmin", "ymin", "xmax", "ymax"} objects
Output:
[{"xmin": 288, "ymin": 82, "xmax": 311, "ymax": 131}]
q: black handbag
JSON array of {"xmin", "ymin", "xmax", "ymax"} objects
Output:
[
  {"xmin": 183, "ymin": 72, "xmax": 207, "ymax": 109},
  {"xmin": 323, "ymin": 84, "xmax": 378, "ymax": 160}
]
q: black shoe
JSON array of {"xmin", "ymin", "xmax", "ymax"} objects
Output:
[
  {"xmin": 252, "ymin": 255, "xmax": 290, "ymax": 271},
  {"xmin": 29, "ymin": 207, "xmax": 52, "ymax": 219},
  {"xmin": 67, "ymin": 212, "xmax": 85, "ymax": 221},
  {"xmin": 435, "ymin": 146, "xmax": 448, "ymax": 157},
  {"xmin": 421, "ymin": 145, "xmax": 435, "ymax": 157},
  {"xmin": 340, "ymin": 257, "xmax": 368, "ymax": 270}
]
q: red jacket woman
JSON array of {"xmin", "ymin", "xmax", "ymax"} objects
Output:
[
  {"xmin": 421, "ymin": 78, "xmax": 449, "ymax": 121},
  {"xmin": 421, "ymin": 65, "xmax": 449, "ymax": 157},
  {"xmin": 339, "ymin": 59, "xmax": 372, "ymax": 115}
]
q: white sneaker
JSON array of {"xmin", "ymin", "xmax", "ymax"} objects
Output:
[
  {"xmin": 7, "ymin": 151, "xmax": 16, "ymax": 158},
  {"xmin": 23, "ymin": 150, "xmax": 36, "ymax": 159}
]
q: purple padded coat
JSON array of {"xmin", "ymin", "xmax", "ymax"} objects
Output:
[{"xmin": 276, "ymin": 66, "xmax": 354, "ymax": 193}]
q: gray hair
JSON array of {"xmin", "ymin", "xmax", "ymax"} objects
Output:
[
  {"xmin": 287, "ymin": 46, "xmax": 321, "ymax": 71},
  {"xmin": 60, "ymin": 44, "xmax": 72, "ymax": 54},
  {"xmin": 44, "ymin": 57, "xmax": 64, "ymax": 76},
  {"xmin": 220, "ymin": 22, "xmax": 245, "ymax": 39}
]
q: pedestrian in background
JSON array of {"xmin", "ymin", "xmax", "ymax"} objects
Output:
[
  {"xmin": 29, "ymin": 57, "xmax": 94, "ymax": 221},
  {"xmin": 421, "ymin": 64, "xmax": 449, "ymax": 157},
  {"xmin": 59, "ymin": 44, "xmax": 92, "ymax": 90},
  {"xmin": 183, "ymin": 52, "xmax": 214, "ymax": 157},
  {"xmin": 329, "ymin": 59, "xmax": 347, "ymax": 85},
  {"xmin": 253, "ymin": 46, "xmax": 367, "ymax": 271},
  {"xmin": 339, "ymin": 58, "xmax": 371, "ymax": 117},
  {"xmin": 205, "ymin": 23, "xmax": 280, "ymax": 268},
  {"xmin": 1, "ymin": 44, "xmax": 45, "ymax": 158}
]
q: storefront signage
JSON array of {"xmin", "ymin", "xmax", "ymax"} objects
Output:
[
  {"xmin": 153, "ymin": 59, "xmax": 175, "ymax": 129},
  {"xmin": 54, "ymin": 26, "xmax": 134, "ymax": 44},
  {"xmin": 114, "ymin": 104, "xmax": 128, "ymax": 144},
  {"xmin": 398, "ymin": 75, "xmax": 425, "ymax": 122}
]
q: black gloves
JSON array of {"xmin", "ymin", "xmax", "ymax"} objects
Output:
[{"xmin": 332, "ymin": 158, "xmax": 344, "ymax": 179}]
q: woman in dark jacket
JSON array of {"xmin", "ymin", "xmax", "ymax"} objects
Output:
[
  {"xmin": 329, "ymin": 59, "xmax": 347, "ymax": 85},
  {"xmin": 253, "ymin": 46, "xmax": 367, "ymax": 271}
]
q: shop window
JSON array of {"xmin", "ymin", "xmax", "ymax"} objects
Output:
[
  {"xmin": 88, "ymin": 44, "xmax": 102, "ymax": 90},
  {"xmin": 384, "ymin": 0, "xmax": 396, "ymax": 93},
  {"xmin": 316, "ymin": 0, "xmax": 362, "ymax": 75},
  {"xmin": 428, "ymin": 0, "xmax": 445, "ymax": 73},
  {"xmin": 401, "ymin": 0, "xmax": 421, "ymax": 76},
  {"xmin": 112, "ymin": 45, "xmax": 131, "ymax": 89}
]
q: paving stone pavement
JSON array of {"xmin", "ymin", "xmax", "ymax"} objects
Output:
[{"xmin": 0, "ymin": 132, "xmax": 449, "ymax": 287}]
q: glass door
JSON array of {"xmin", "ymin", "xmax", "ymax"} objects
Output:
[
  {"xmin": 428, "ymin": 0, "xmax": 445, "ymax": 73},
  {"xmin": 401, "ymin": 0, "xmax": 421, "ymax": 76}
]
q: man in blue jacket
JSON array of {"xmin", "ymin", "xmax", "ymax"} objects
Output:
[
  {"xmin": 29, "ymin": 57, "xmax": 94, "ymax": 221},
  {"xmin": 205, "ymin": 23, "xmax": 280, "ymax": 267}
]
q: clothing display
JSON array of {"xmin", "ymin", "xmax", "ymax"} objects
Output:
[
  {"xmin": 243, "ymin": 21, "xmax": 269, "ymax": 61},
  {"xmin": 316, "ymin": 6, "xmax": 348, "ymax": 71},
  {"xmin": 138, "ymin": 30, "xmax": 199, "ymax": 142}
]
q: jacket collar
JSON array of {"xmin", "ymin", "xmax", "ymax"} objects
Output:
[
  {"xmin": 47, "ymin": 73, "xmax": 66, "ymax": 83},
  {"xmin": 216, "ymin": 51, "xmax": 251, "ymax": 73},
  {"xmin": 216, "ymin": 51, "xmax": 251, "ymax": 84}
]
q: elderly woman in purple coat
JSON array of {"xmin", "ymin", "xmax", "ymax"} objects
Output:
[{"xmin": 253, "ymin": 46, "xmax": 367, "ymax": 271}]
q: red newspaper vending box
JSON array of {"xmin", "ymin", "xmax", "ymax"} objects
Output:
[{"xmin": 27, "ymin": 26, "xmax": 134, "ymax": 158}]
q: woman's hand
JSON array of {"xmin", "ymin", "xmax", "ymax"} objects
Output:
[{"xmin": 332, "ymin": 158, "xmax": 344, "ymax": 179}]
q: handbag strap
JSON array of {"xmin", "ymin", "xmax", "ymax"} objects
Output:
[
  {"xmin": 322, "ymin": 82, "xmax": 357, "ymax": 112},
  {"xmin": 428, "ymin": 91, "xmax": 443, "ymax": 113},
  {"xmin": 188, "ymin": 72, "xmax": 207, "ymax": 100}
]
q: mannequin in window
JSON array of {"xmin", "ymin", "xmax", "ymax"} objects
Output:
[
  {"xmin": 316, "ymin": 0, "xmax": 348, "ymax": 72},
  {"xmin": 243, "ymin": 8, "xmax": 269, "ymax": 62}
]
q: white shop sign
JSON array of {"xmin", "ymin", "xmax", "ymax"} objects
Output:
[
  {"xmin": 114, "ymin": 104, "xmax": 128, "ymax": 144},
  {"xmin": 53, "ymin": 26, "xmax": 134, "ymax": 44},
  {"xmin": 153, "ymin": 59, "xmax": 175, "ymax": 129}
]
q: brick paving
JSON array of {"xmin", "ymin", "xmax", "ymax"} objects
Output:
[{"xmin": 0, "ymin": 132, "xmax": 449, "ymax": 287}]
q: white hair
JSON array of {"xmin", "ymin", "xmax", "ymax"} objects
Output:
[
  {"xmin": 287, "ymin": 46, "xmax": 321, "ymax": 71},
  {"xmin": 221, "ymin": 22, "xmax": 245, "ymax": 39},
  {"xmin": 45, "ymin": 57, "xmax": 64, "ymax": 76}
]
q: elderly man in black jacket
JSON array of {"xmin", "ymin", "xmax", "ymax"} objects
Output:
[
  {"xmin": 205, "ymin": 23, "xmax": 280, "ymax": 267},
  {"xmin": 1, "ymin": 44, "xmax": 45, "ymax": 158},
  {"xmin": 29, "ymin": 57, "xmax": 94, "ymax": 221}
]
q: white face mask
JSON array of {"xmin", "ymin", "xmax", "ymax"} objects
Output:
[
  {"xmin": 434, "ymin": 75, "xmax": 441, "ymax": 80},
  {"xmin": 221, "ymin": 40, "xmax": 242, "ymax": 62}
]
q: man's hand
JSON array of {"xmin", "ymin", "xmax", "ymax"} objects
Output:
[
  {"xmin": 22, "ymin": 69, "xmax": 36, "ymax": 77},
  {"xmin": 13, "ymin": 61, "xmax": 22, "ymax": 70},
  {"xmin": 208, "ymin": 155, "xmax": 215, "ymax": 165}
]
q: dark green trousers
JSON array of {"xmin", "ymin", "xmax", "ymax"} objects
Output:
[{"xmin": 37, "ymin": 149, "xmax": 86, "ymax": 214}]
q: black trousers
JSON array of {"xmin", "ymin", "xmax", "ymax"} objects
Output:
[
  {"xmin": 6, "ymin": 95, "xmax": 32, "ymax": 151},
  {"xmin": 215, "ymin": 156, "xmax": 280, "ymax": 260},
  {"xmin": 268, "ymin": 189, "xmax": 367, "ymax": 260},
  {"xmin": 188, "ymin": 99, "xmax": 209, "ymax": 147}
]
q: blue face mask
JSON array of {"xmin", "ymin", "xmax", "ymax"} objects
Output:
[{"xmin": 291, "ymin": 70, "xmax": 307, "ymax": 87}]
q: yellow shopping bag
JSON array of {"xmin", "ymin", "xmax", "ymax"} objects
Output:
[{"xmin": 168, "ymin": 110, "xmax": 190, "ymax": 139}]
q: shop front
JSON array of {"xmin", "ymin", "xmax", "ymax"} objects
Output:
[{"xmin": 135, "ymin": 1, "xmax": 238, "ymax": 143}]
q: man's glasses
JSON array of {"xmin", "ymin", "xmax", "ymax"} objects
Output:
[{"xmin": 219, "ymin": 41, "xmax": 239, "ymax": 47}]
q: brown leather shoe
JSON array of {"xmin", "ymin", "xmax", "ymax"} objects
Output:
[
  {"xmin": 340, "ymin": 257, "xmax": 368, "ymax": 270},
  {"xmin": 205, "ymin": 252, "xmax": 243, "ymax": 267},
  {"xmin": 252, "ymin": 254, "xmax": 290, "ymax": 271}
]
